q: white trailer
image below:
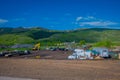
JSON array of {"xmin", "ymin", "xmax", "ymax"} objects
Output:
[
  {"xmin": 68, "ymin": 49, "xmax": 93, "ymax": 60},
  {"xmin": 92, "ymin": 47, "xmax": 109, "ymax": 58}
]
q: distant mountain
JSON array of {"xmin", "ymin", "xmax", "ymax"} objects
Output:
[
  {"xmin": 0, "ymin": 27, "xmax": 62, "ymax": 39},
  {"xmin": 0, "ymin": 27, "xmax": 120, "ymax": 45}
]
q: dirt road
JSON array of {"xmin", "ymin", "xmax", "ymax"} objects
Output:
[{"xmin": 0, "ymin": 59, "xmax": 120, "ymax": 80}]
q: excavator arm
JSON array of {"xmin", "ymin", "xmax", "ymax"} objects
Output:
[{"xmin": 32, "ymin": 43, "xmax": 40, "ymax": 50}]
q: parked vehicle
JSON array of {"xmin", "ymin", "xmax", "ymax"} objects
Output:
[{"xmin": 0, "ymin": 50, "xmax": 31, "ymax": 57}]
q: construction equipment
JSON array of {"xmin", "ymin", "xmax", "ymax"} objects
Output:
[{"xmin": 32, "ymin": 43, "xmax": 40, "ymax": 50}]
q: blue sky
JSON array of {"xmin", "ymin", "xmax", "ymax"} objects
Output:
[{"xmin": 0, "ymin": 0, "xmax": 120, "ymax": 30}]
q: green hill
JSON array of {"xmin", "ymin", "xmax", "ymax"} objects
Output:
[
  {"xmin": 49, "ymin": 28, "xmax": 120, "ymax": 43},
  {"xmin": 0, "ymin": 27, "xmax": 120, "ymax": 45},
  {"xmin": 0, "ymin": 34, "xmax": 34, "ymax": 45}
]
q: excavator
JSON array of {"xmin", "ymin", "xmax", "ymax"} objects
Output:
[{"xmin": 32, "ymin": 43, "xmax": 40, "ymax": 50}]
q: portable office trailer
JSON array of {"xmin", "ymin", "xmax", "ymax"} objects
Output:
[
  {"xmin": 92, "ymin": 47, "xmax": 109, "ymax": 58},
  {"xmin": 68, "ymin": 49, "xmax": 93, "ymax": 59}
]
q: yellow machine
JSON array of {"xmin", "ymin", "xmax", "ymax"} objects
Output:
[{"xmin": 32, "ymin": 43, "xmax": 40, "ymax": 50}]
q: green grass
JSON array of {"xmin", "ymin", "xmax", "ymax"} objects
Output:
[{"xmin": 0, "ymin": 34, "xmax": 34, "ymax": 45}]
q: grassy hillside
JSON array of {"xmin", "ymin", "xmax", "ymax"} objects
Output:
[
  {"xmin": 0, "ymin": 27, "xmax": 120, "ymax": 45},
  {"xmin": 0, "ymin": 34, "xmax": 34, "ymax": 45},
  {"xmin": 0, "ymin": 27, "xmax": 61, "ymax": 40},
  {"xmin": 46, "ymin": 28, "xmax": 120, "ymax": 43}
]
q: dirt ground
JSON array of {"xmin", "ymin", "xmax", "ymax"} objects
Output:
[
  {"xmin": 12, "ymin": 50, "xmax": 72, "ymax": 59},
  {"xmin": 0, "ymin": 58, "xmax": 120, "ymax": 80}
]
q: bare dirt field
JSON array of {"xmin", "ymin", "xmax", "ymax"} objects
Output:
[
  {"xmin": 0, "ymin": 58, "xmax": 120, "ymax": 80},
  {"xmin": 12, "ymin": 50, "xmax": 72, "ymax": 59}
]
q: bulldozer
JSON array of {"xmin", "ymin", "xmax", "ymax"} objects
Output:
[{"xmin": 32, "ymin": 43, "xmax": 40, "ymax": 50}]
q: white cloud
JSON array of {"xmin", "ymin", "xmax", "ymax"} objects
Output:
[
  {"xmin": 75, "ymin": 16, "xmax": 118, "ymax": 27},
  {"xmin": 79, "ymin": 21, "xmax": 118, "ymax": 26},
  {"xmin": 0, "ymin": 19, "xmax": 8, "ymax": 23},
  {"xmin": 76, "ymin": 16, "xmax": 96, "ymax": 21},
  {"xmin": 76, "ymin": 17, "xmax": 83, "ymax": 21}
]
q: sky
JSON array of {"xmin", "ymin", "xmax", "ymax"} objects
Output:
[{"xmin": 0, "ymin": 0, "xmax": 120, "ymax": 30}]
